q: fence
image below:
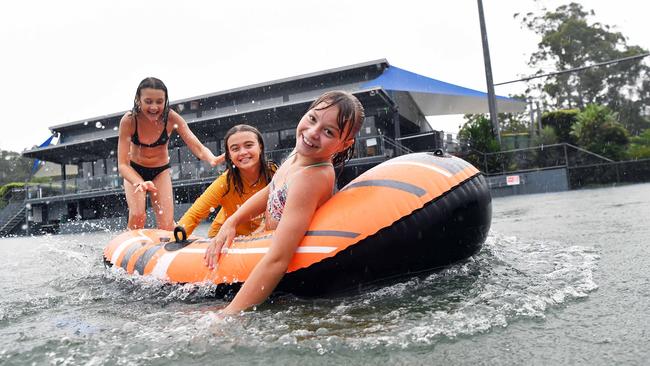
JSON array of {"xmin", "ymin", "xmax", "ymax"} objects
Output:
[
  {"xmin": 25, "ymin": 133, "xmax": 437, "ymax": 199},
  {"xmin": 456, "ymin": 143, "xmax": 650, "ymax": 190}
]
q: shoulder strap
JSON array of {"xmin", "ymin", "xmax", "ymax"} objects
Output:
[
  {"xmin": 283, "ymin": 161, "xmax": 333, "ymax": 189},
  {"xmin": 303, "ymin": 161, "xmax": 333, "ymax": 169}
]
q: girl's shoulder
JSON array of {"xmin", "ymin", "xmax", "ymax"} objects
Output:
[
  {"xmin": 120, "ymin": 111, "xmax": 134, "ymax": 121},
  {"xmin": 118, "ymin": 112, "xmax": 136, "ymax": 131},
  {"xmin": 167, "ymin": 109, "xmax": 184, "ymax": 124},
  {"xmin": 292, "ymin": 162, "xmax": 334, "ymax": 187},
  {"xmin": 206, "ymin": 170, "xmax": 232, "ymax": 195},
  {"xmin": 216, "ymin": 169, "xmax": 231, "ymax": 183}
]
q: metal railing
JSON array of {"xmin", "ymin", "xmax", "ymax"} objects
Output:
[
  {"xmin": 0, "ymin": 190, "xmax": 27, "ymax": 235},
  {"xmin": 456, "ymin": 143, "xmax": 614, "ymax": 176},
  {"xmin": 24, "ymin": 133, "xmax": 431, "ymax": 199},
  {"xmin": 455, "ymin": 142, "xmax": 650, "ymax": 188}
]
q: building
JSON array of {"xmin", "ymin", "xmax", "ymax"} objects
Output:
[{"xmin": 8, "ymin": 59, "xmax": 524, "ymax": 235}]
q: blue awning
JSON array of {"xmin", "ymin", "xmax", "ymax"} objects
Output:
[{"xmin": 360, "ymin": 66, "xmax": 526, "ymax": 115}]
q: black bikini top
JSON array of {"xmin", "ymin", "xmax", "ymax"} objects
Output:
[{"xmin": 131, "ymin": 115, "xmax": 169, "ymax": 148}]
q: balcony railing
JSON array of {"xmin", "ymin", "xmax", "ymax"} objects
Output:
[{"xmin": 26, "ymin": 133, "xmax": 438, "ymax": 199}]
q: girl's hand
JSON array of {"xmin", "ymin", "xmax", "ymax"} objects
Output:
[
  {"xmin": 134, "ymin": 181, "xmax": 157, "ymax": 193},
  {"xmin": 204, "ymin": 220, "xmax": 236, "ymax": 269},
  {"xmin": 210, "ymin": 153, "xmax": 226, "ymax": 167}
]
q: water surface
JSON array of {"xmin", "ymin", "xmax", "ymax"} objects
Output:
[{"xmin": 1, "ymin": 183, "xmax": 649, "ymax": 365}]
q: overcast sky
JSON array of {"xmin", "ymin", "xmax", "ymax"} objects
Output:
[{"xmin": 1, "ymin": 0, "xmax": 648, "ymax": 152}]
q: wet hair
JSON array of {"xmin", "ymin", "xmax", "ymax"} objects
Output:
[
  {"xmin": 131, "ymin": 77, "xmax": 170, "ymax": 123},
  {"xmin": 307, "ymin": 91, "xmax": 365, "ymax": 168},
  {"xmin": 223, "ymin": 124, "xmax": 277, "ymax": 196}
]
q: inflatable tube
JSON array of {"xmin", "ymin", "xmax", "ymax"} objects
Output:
[{"xmin": 103, "ymin": 152, "xmax": 492, "ymax": 296}]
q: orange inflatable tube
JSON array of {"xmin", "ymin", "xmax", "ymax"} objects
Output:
[{"xmin": 103, "ymin": 152, "xmax": 492, "ymax": 296}]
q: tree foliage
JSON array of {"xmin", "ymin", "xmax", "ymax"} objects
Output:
[
  {"xmin": 517, "ymin": 2, "xmax": 650, "ymax": 135},
  {"xmin": 457, "ymin": 115, "xmax": 502, "ymax": 172},
  {"xmin": 500, "ymin": 112, "xmax": 529, "ymax": 134},
  {"xmin": 0, "ymin": 150, "xmax": 33, "ymax": 186},
  {"xmin": 571, "ymin": 104, "xmax": 629, "ymax": 160},
  {"xmin": 458, "ymin": 114, "xmax": 501, "ymax": 154},
  {"xmin": 541, "ymin": 109, "xmax": 578, "ymax": 144},
  {"xmin": 532, "ymin": 126, "xmax": 559, "ymax": 147},
  {"xmin": 627, "ymin": 129, "xmax": 650, "ymax": 159}
]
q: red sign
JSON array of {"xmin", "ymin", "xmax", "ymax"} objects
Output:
[{"xmin": 506, "ymin": 175, "xmax": 520, "ymax": 186}]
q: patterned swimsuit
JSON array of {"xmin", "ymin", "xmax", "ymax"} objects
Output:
[{"xmin": 266, "ymin": 161, "xmax": 333, "ymax": 223}]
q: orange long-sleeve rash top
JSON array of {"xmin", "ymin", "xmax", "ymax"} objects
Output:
[{"xmin": 177, "ymin": 171, "xmax": 267, "ymax": 237}]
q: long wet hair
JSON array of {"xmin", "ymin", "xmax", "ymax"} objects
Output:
[
  {"xmin": 307, "ymin": 91, "xmax": 365, "ymax": 168},
  {"xmin": 131, "ymin": 77, "xmax": 170, "ymax": 123},
  {"xmin": 224, "ymin": 124, "xmax": 276, "ymax": 196}
]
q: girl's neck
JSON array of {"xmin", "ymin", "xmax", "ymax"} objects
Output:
[
  {"xmin": 291, "ymin": 153, "xmax": 332, "ymax": 168},
  {"xmin": 239, "ymin": 167, "xmax": 261, "ymax": 187}
]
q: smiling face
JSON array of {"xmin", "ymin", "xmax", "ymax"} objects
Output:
[
  {"xmin": 295, "ymin": 102, "xmax": 353, "ymax": 163},
  {"xmin": 137, "ymin": 88, "xmax": 166, "ymax": 122},
  {"xmin": 226, "ymin": 131, "xmax": 262, "ymax": 172}
]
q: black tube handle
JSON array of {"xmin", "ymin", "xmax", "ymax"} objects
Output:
[{"xmin": 173, "ymin": 225, "xmax": 188, "ymax": 243}]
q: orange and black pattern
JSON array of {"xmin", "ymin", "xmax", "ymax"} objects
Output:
[{"xmin": 103, "ymin": 152, "xmax": 492, "ymax": 296}]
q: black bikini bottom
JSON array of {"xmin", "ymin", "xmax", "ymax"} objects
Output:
[{"xmin": 130, "ymin": 161, "xmax": 170, "ymax": 182}]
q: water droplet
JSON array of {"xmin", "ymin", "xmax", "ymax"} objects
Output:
[
  {"xmin": 25, "ymin": 203, "xmax": 31, "ymax": 209},
  {"xmin": 209, "ymin": 207, "xmax": 215, "ymax": 212},
  {"xmin": 95, "ymin": 122, "xmax": 103, "ymax": 128},
  {"xmin": 113, "ymin": 127, "xmax": 118, "ymax": 131},
  {"xmin": 173, "ymin": 124, "xmax": 178, "ymax": 129},
  {"xmin": 84, "ymin": 121, "xmax": 88, "ymax": 126}
]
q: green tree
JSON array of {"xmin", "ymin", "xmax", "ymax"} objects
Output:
[
  {"xmin": 0, "ymin": 149, "xmax": 33, "ymax": 186},
  {"xmin": 627, "ymin": 128, "xmax": 650, "ymax": 159},
  {"xmin": 458, "ymin": 114, "xmax": 501, "ymax": 153},
  {"xmin": 532, "ymin": 126, "xmax": 559, "ymax": 146},
  {"xmin": 571, "ymin": 104, "xmax": 629, "ymax": 160},
  {"xmin": 458, "ymin": 114, "xmax": 502, "ymax": 172},
  {"xmin": 541, "ymin": 109, "xmax": 578, "ymax": 144},
  {"xmin": 501, "ymin": 114, "xmax": 529, "ymax": 135},
  {"xmin": 517, "ymin": 3, "xmax": 650, "ymax": 134}
]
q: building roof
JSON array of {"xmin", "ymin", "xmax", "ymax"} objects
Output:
[
  {"xmin": 47, "ymin": 59, "xmax": 391, "ymax": 133},
  {"xmin": 24, "ymin": 59, "xmax": 527, "ymax": 164},
  {"xmin": 361, "ymin": 65, "xmax": 526, "ymax": 115}
]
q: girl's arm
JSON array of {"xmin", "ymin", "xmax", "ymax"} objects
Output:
[
  {"xmin": 205, "ymin": 184, "xmax": 270, "ymax": 268},
  {"xmin": 171, "ymin": 110, "xmax": 224, "ymax": 166},
  {"xmin": 177, "ymin": 172, "xmax": 228, "ymax": 236},
  {"xmin": 221, "ymin": 168, "xmax": 333, "ymax": 314},
  {"xmin": 117, "ymin": 114, "xmax": 154, "ymax": 191}
]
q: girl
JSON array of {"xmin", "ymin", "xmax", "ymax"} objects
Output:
[
  {"xmin": 117, "ymin": 77, "xmax": 222, "ymax": 231},
  {"xmin": 177, "ymin": 124, "xmax": 276, "ymax": 237},
  {"xmin": 204, "ymin": 91, "xmax": 365, "ymax": 314}
]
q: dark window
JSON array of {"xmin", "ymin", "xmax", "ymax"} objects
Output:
[
  {"xmin": 262, "ymin": 131, "xmax": 280, "ymax": 150},
  {"xmin": 279, "ymin": 128, "xmax": 296, "ymax": 149}
]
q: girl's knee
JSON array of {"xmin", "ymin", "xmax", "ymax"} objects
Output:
[
  {"xmin": 129, "ymin": 211, "xmax": 147, "ymax": 227},
  {"xmin": 158, "ymin": 220, "xmax": 175, "ymax": 231}
]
